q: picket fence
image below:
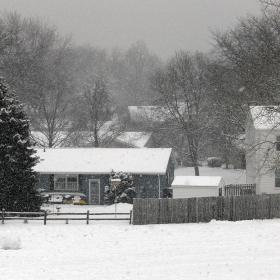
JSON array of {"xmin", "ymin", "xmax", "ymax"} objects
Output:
[
  {"xmin": 224, "ymin": 184, "xmax": 256, "ymax": 196},
  {"xmin": 133, "ymin": 194, "xmax": 280, "ymax": 225}
]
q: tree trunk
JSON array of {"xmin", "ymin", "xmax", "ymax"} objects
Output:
[
  {"xmin": 94, "ymin": 124, "xmax": 99, "ymax": 147},
  {"xmin": 194, "ymin": 165, "xmax": 199, "ymax": 176}
]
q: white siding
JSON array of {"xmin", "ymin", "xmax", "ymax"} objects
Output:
[
  {"xmin": 256, "ymin": 130, "xmax": 279, "ymax": 194},
  {"xmin": 173, "ymin": 186, "xmax": 220, "ymax": 199},
  {"xmin": 246, "ymin": 108, "xmax": 280, "ymax": 194},
  {"xmin": 245, "ymin": 114, "xmax": 257, "ymax": 185}
]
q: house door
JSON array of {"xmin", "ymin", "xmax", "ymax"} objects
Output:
[{"xmin": 89, "ymin": 179, "xmax": 100, "ymax": 205}]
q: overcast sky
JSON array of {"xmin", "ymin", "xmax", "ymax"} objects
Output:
[{"xmin": 0, "ymin": 0, "xmax": 262, "ymax": 59}]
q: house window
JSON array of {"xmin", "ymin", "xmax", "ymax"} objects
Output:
[
  {"xmin": 54, "ymin": 174, "xmax": 78, "ymax": 191},
  {"xmin": 275, "ymin": 171, "xmax": 280, "ymax": 188},
  {"xmin": 276, "ymin": 136, "xmax": 280, "ymax": 151}
]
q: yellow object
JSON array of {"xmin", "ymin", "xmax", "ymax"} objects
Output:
[{"xmin": 79, "ymin": 199, "xmax": 86, "ymax": 205}]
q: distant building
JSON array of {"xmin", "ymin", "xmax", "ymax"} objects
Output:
[
  {"xmin": 245, "ymin": 106, "xmax": 280, "ymax": 194},
  {"xmin": 105, "ymin": 132, "xmax": 155, "ymax": 148}
]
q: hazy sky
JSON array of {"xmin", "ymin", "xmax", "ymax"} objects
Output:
[{"xmin": 0, "ymin": 0, "xmax": 262, "ymax": 59}]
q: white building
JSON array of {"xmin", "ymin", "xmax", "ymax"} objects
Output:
[
  {"xmin": 245, "ymin": 106, "xmax": 280, "ymax": 194},
  {"xmin": 172, "ymin": 176, "xmax": 224, "ymax": 198}
]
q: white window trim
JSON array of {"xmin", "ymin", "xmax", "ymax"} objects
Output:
[{"xmin": 54, "ymin": 174, "xmax": 78, "ymax": 191}]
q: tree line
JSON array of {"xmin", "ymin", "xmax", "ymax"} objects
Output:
[{"xmin": 1, "ymin": 0, "xmax": 280, "ymax": 176}]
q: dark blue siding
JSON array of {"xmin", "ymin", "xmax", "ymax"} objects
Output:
[{"xmin": 36, "ymin": 157, "xmax": 174, "ymax": 204}]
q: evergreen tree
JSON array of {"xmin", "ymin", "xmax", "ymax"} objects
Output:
[
  {"xmin": 105, "ymin": 171, "xmax": 135, "ymax": 204},
  {"xmin": 0, "ymin": 78, "xmax": 42, "ymax": 211}
]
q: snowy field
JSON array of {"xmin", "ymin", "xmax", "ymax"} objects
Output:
[
  {"xmin": 175, "ymin": 166, "xmax": 246, "ymax": 185},
  {"xmin": 1, "ymin": 167, "xmax": 276, "ymax": 280},
  {"xmin": 1, "ymin": 203, "xmax": 280, "ymax": 279}
]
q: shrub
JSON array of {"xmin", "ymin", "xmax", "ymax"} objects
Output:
[
  {"xmin": 1, "ymin": 236, "xmax": 21, "ymax": 250},
  {"xmin": 105, "ymin": 171, "xmax": 135, "ymax": 205},
  {"xmin": 207, "ymin": 157, "xmax": 223, "ymax": 167}
]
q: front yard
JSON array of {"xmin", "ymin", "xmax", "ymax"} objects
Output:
[{"xmin": 1, "ymin": 204, "xmax": 280, "ymax": 279}]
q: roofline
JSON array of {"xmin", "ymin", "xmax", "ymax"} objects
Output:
[
  {"xmin": 172, "ymin": 185, "xmax": 220, "ymax": 188},
  {"xmin": 37, "ymin": 171, "xmax": 167, "ymax": 175}
]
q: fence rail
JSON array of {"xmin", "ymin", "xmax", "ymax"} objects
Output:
[
  {"xmin": 133, "ymin": 194, "xmax": 280, "ymax": 225},
  {"xmin": 224, "ymin": 184, "xmax": 256, "ymax": 196},
  {"xmin": 1, "ymin": 209, "xmax": 133, "ymax": 225}
]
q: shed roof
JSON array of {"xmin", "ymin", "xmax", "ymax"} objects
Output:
[
  {"xmin": 172, "ymin": 176, "xmax": 223, "ymax": 187},
  {"xmin": 250, "ymin": 106, "xmax": 280, "ymax": 130},
  {"xmin": 34, "ymin": 148, "xmax": 172, "ymax": 175}
]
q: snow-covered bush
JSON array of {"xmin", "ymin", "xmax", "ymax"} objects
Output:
[
  {"xmin": 105, "ymin": 171, "xmax": 136, "ymax": 205},
  {"xmin": 0, "ymin": 78, "xmax": 42, "ymax": 212},
  {"xmin": 1, "ymin": 235, "xmax": 21, "ymax": 250}
]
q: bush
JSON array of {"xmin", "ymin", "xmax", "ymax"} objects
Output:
[
  {"xmin": 105, "ymin": 171, "xmax": 135, "ymax": 205},
  {"xmin": 207, "ymin": 157, "xmax": 223, "ymax": 167},
  {"xmin": 1, "ymin": 236, "xmax": 21, "ymax": 250}
]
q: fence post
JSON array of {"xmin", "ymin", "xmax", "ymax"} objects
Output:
[
  {"xmin": 86, "ymin": 210, "xmax": 89, "ymax": 225},
  {"xmin": 195, "ymin": 198, "xmax": 199, "ymax": 223},
  {"xmin": 2, "ymin": 208, "xmax": 5, "ymax": 224},
  {"xmin": 130, "ymin": 210, "xmax": 133, "ymax": 224},
  {"xmin": 44, "ymin": 210, "xmax": 47, "ymax": 225},
  {"xmin": 268, "ymin": 194, "xmax": 271, "ymax": 219}
]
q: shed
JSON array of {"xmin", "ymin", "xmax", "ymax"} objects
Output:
[{"xmin": 171, "ymin": 176, "xmax": 224, "ymax": 198}]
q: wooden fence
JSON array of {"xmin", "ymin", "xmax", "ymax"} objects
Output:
[
  {"xmin": 224, "ymin": 184, "xmax": 256, "ymax": 196},
  {"xmin": 1, "ymin": 209, "xmax": 133, "ymax": 225},
  {"xmin": 133, "ymin": 194, "xmax": 280, "ymax": 225}
]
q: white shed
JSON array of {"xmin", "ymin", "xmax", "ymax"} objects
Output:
[{"xmin": 171, "ymin": 176, "xmax": 224, "ymax": 198}]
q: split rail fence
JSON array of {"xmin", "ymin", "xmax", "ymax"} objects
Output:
[
  {"xmin": 133, "ymin": 194, "xmax": 280, "ymax": 225},
  {"xmin": 1, "ymin": 209, "xmax": 133, "ymax": 225}
]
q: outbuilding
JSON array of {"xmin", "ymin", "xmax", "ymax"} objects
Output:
[{"xmin": 171, "ymin": 176, "xmax": 224, "ymax": 198}]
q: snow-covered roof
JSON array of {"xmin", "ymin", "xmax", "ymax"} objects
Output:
[
  {"xmin": 172, "ymin": 176, "xmax": 223, "ymax": 187},
  {"xmin": 128, "ymin": 106, "xmax": 168, "ymax": 123},
  {"xmin": 115, "ymin": 132, "xmax": 152, "ymax": 148},
  {"xmin": 31, "ymin": 121, "xmax": 119, "ymax": 148},
  {"xmin": 250, "ymin": 106, "xmax": 280, "ymax": 130},
  {"xmin": 34, "ymin": 148, "xmax": 172, "ymax": 175}
]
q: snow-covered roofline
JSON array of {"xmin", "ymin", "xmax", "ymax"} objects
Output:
[
  {"xmin": 34, "ymin": 148, "xmax": 172, "ymax": 175},
  {"xmin": 172, "ymin": 176, "xmax": 223, "ymax": 187}
]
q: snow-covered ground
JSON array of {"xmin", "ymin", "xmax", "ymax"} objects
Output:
[
  {"xmin": 175, "ymin": 166, "xmax": 246, "ymax": 185},
  {"xmin": 0, "ymin": 168, "xmax": 272, "ymax": 280},
  {"xmin": 1, "ymin": 203, "xmax": 280, "ymax": 279}
]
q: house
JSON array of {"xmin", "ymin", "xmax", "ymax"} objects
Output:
[
  {"xmin": 245, "ymin": 106, "xmax": 280, "ymax": 194},
  {"xmin": 31, "ymin": 121, "xmax": 120, "ymax": 148},
  {"xmin": 34, "ymin": 148, "xmax": 174, "ymax": 205},
  {"xmin": 105, "ymin": 132, "xmax": 155, "ymax": 148},
  {"xmin": 127, "ymin": 106, "xmax": 168, "ymax": 125},
  {"xmin": 171, "ymin": 176, "xmax": 224, "ymax": 198}
]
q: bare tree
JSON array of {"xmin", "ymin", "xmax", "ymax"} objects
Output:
[
  {"xmin": 212, "ymin": 10, "xmax": 280, "ymax": 106},
  {"xmin": 0, "ymin": 11, "xmax": 76, "ymax": 147},
  {"xmin": 151, "ymin": 52, "xmax": 210, "ymax": 176},
  {"xmin": 82, "ymin": 78, "xmax": 113, "ymax": 147},
  {"xmin": 212, "ymin": 4, "xmax": 280, "ymax": 172}
]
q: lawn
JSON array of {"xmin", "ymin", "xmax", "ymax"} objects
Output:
[
  {"xmin": 1, "ymin": 202, "xmax": 280, "ymax": 279},
  {"xmin": 2, "ymin": 168, "xmax": 278, "ymax": 280}
]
